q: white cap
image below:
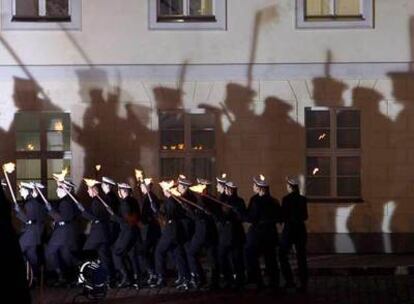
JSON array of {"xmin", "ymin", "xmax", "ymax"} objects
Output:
[
  {"xmin": 102, "ymin": 176, "xmax": 116, "ymax": 186},
  {"xmin": 117, "ymin": 182, "xmax": 132, "ymax": 190},
  {"xmin": 286, "ymin": 176, "xmax": 300, "ymax": 186},
  {"xmin": 19, "ymin": 182, "xmax": 35, "ymax": 190},
  {"xmin": 225, "ymin": 181, "xmax": 238, "ymax": 189}
]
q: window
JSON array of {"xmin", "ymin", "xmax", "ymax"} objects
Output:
[
  {"xmin": 15, "ymin": 112, "xmax": 72, "ymax": 200},
  {"xmin": 159, "ymin": 110, "xmax": 216, "ymax": 180},
  {"xmin": 149, "ymin": 0, "xmax": 227, "ymax": 30},
  {"xmin": 2, "ymin": 0, "xmax": 81, "ymax": 30},
  {"xmin": 305, "ymin": 107, "xmax": 361, "ymax": 200},
  {"xmin": 296, "ymin": 0, "xmax": 374, "ymax": 29}
]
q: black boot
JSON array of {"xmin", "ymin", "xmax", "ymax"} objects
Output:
[
  {"xmin": 150, "ymin": 276, "xmax": 166, "ymax": 288},
  {"xmin": 117, "ymin": 271, "xmax": 130, "ymax": 288},
  {"xmin": 176, "ymin": 279, "xmax": 190, "ymax": 291},
  {"xmin": 189, "ymin": 273, "xmax": 202, "ymax": 289}
]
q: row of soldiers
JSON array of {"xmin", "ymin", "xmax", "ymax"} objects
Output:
[{"xmin": 6, "ymin": 172, "xmax": 309, "ymax": 292}]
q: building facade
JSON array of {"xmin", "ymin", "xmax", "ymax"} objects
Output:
[{"xmin": 0, "ymin": 0, "xmax": 413, "ymax": 253}]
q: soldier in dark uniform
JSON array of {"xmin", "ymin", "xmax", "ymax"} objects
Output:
[
  {"xmin": 279, "ymin": 177, "xmax": 309, "ymax": 293},
  {"xmin": 184, "ymin": 178, "xmax": 220, "ymax": 290},
  {"xmin": 216, "ymin": 173, "xmax": 228, "ymax": 203},
  {"xmin": 151, "ymin": 180, "xmax": 190, "ymax": 290},
  {"xmin": 14, "ymin": 182, "xmax": 47, "ymax": 281},
  {"xmin": 138, "ymin": 178, "xmax": 161, "ymax": 285},
  {"xmin": 217, "ymin": 181, "xmax": 246, "ymax": 289},
  {"xmin": 72, "ymin": 179, "xmax": 115, "ymax": 284},
  {"xmin": 101, "ymin": 177, "xmax": 120, "ymax": 245},
  {"xmin": 244, "ymin": 175, "xmax": 281, "ymax": 289},
  {"xmin": 111, "ymin": 183, "xmax": 141, "ymax": 288},
  {"xmin": 0, "ymin": 178, "xmax": 31, "ymax": 303},
  {"xmin": 45, "ymin": 180, "xmax": 80, "ymax": 286}
]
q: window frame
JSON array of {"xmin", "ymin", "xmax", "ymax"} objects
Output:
[
  {"xmin": 149, "ymin": 0, "xmax": 227, "ymax": 30},
  {"xmin": 305, "ymin": 107, "xmax": 362, "ymax": 201},
  {"xmin": 159, "ymin": 109, "xmax": 216, "ymax": 180},
  {"xmin": 296, "ymin": 0, "xmax": 374, "ymax": 29},
  {"xmin": 1, "ymin": 0, "xmax": 82, "ymax": 31},
  {"xmin": 15, "ymin": 112, "xmax": 72, "ymax": 200}
]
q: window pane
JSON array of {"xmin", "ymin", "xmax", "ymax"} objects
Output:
[
  {"xmin": 306, "ymin": 177, "xmax": 331, "ymax": 196},
  {"xmin": 47, "ymin": 131, "xmax": 70, "ymax": 151},
  {"xmin": 15, "ymin": 0, "xmax": 39, "ymax": 17},
  {"xmin": 189, "ymin": 0, "xmax": 213, "ymax": 16},
  {"xmin": 305, "ymin": 109, "xmax": 330, "ymax": 128},
  {"xmin": 337, "ymin": 177, "xmax": 361, "ymax": 197},
  {"xmin": 159, "ymin": 0, "xmax": 184, "ymax": 16},
  {"xmin": 306, "ymin": 0, "xmax": 331, "ymax": 16},
  {"xmin": 192, "ymin": 157, "xmax": 214, "ymax": 180},
  {"xmin": 161, "ymin": 131, "xmax": 185, "ymax": 150},
  {"xmin": 44, "ymin": 112, "xmax": 70, "ymax": 131},
  {"xmin": 46, "ymin": 0, "xmax": 69, "ymax": 17},
  {"xmin": 160, "ymin": 112, "xmax": 185, "ymax": 150},
  {"xmin": 307, "ymin": 156, "xmax": 330, "ymax": 176},
  {"xmin": 337, "ymin": 129, "xmax": 360, "ymax": 149},
  {"xmin": 336, "ymin": 0, "xmax": 361, "ymax": 16},
  {"xmin": 161, "ymin": 158, "xmax": 185, "ymax": 179},
  {"xmin": 47, "ymin": 159, "xmax": 71, "ymax": 179},
  {"xmin": 16, "ymin": 132, "xmax": 41, "ymax": 151},
  {"xmin": 47, "ymin": 179, "xmax": 59, "ymax": 199},
  {"xmin": 191, "ymin": 113, "xmax": 215, "ymax": 150},
  {"xmin": 15, "ymin": 112, "xmax": 40, "ymax": 131},
  {"xmin": 337, "ymin": 110, "xmax": 360, "ymax": 128},
  {"xmin": 190, "ymin": 112, "xmax": 214, "ymax": 130},
  {"xmin": 16, "ymin": 159, "xmax": 41, "ymax": 180},
  {"xmin": 306, "ymin": 129, "xmax": 330, "ymax": 148},
  {"xmin": 159, "ymin": 112, "xmax": 184, "ymax": 129},
  {"xmin": 337, "ymin": 157, "xmax": 360, "ymax": 176}
]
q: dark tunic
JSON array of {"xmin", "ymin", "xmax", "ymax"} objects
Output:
[{"xmin": 81, "ymin": 197, "xmax": 111, "ymax": 249}]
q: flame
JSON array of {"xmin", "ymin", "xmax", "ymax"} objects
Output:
[
  {"xmin": 169, "ymin": 187, "xmax": 181, "ymax": 197},
  {"xmin": 221, "ymin": 173, "xmax": 227, "ymax": 179},
  {"xmin": 312, "ymin": 168, "xmax": 320, "ymax": 175},
  {"xmin": 84, "ymin": 178, "xmax": 99, "ymax": 187},
  {"xmin": 179, "ymin": 174, "xmax": 186, "ymax": 180},
  {"xmin": 53, "ymin": 168, "xmax": 68, "ymax": 182},
  {"xmin": 27, "ymin": 144, "xmax": 35, "ymax": 151},
  {"xmin": 159, "ymin": 180, "xmax": 175, "ymax": 191},
  {"xmin": 259, "ymin": 174, "xmax": 266, "ymax": 181},
  {"xmin": 54, "ymin": 120, "xmax": 64, "ymax": 131},
  {"xmin": 135, "ymin": 169, "xmax": 143, "ymax": 182},
  {"xmin": 170, "ymin": 145, "xmax": 177, "ymax": 150},
  {"xmin": 3, "ymin": 162, "xmax": 15, "ymax": 174},
  {"xmin": 318, "ymin": 133, "xmax": 327, "ymax": 141},
  {"xmin": 162, "ymin": 145, "xmax": 168, "ymax": 150},
  {"xmin": 144, "ymin": 178, "xmax": 153, "ymax": 185},
  {"xmin": 95, "ymin": 164, "xmax": 102, "ymax": 171},
  {"xmin": 190, "ymin": 184, "xmax": 206, "ymax": 194},
  {"xmin": 178, "ymin": 144, "xmax": 185, "ymax": 150}
]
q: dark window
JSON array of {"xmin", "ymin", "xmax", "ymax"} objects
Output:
[
  {"xmin": 13, "ymin": 0, "xmax": 70, "ymax": 22},
  {"xmin": 159, "ymin": 110, "xmax": 215, "ymax": 180},
  {"xmin": 157, "ymin": 0, "xmax": 216, "ymax": 22},
  {"xmin": 305, "ymin": 107, "xmax": 361, "ymax": 199}
]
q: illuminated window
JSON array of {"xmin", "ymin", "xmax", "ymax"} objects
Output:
[
  {"xmin": 305, "ymin": 108, "xmax": 361, "ymax": 200},
  {"xmin": 159, "ymin": 110, "xmax": 216, "ymax": 180},
  {"xmin": 2, "ymin": 0, "xmax": 81, "ymax": 30},
  {"xmin": 15, "ymin": 112, "xmax": 72, "ymax": 200},
  {"xmin": 149, "ymin": 0, "xmax": 227, "ymax": 30},
  {"xmin": 296, "ymin": 0, "xmax": 374, "ymax": 29}
]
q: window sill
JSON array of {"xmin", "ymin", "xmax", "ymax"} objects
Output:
[
  {"xmin": 12, "ymin": 16, "xmax": 71, "ymax": 22},
  {"xmin": 157, "ymin": 15, "xmax": 217, "ymax": 23},
  {"xmin": 308, "ymin": 198, "xmax": 364, "ymax": 203}
]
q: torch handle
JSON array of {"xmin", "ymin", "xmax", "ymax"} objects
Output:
[
  {"xmin": 96, "ymin": 194, "xmax": 114, "ymax": 216},
  {"xmin": 202, "ymin": 193, "xmax": 234, "ymax": 209},
  {"xmin": 35, "ymin": 185, "xmax": 52, "ymax": 211},
  {"xmin": 3, "ymin": 168, "xmax": 18, "ymax": 207},
  {"xmin": 59, "ymin": 185, "xmax": 84, "ymax": 212},
  {"xmin": 173, "ymin": 195, "xmax": 211, "ymax": 215}
]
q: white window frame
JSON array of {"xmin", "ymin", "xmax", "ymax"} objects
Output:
[
  {"xmin": 305, "ymin": 107, "xmax": 361, "ymax": 200},
  {"xmin": 149, "ymin": 0, "xmax": 227, "ymax": 30},
  {"xmin": 1, "ymin": 0, "xmax": 82, "ymax": 31},
  {"xmin": 296, "ymin": 0, "xmax": 374, "ymax": 29}
]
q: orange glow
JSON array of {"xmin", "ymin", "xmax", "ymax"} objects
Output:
[
  {"xmin": 159, "ymin": 180, "xmax": 175, "ymax": 191},
  {"xmin": 3, "ymin": 162, "xmax": 15, "ymax": 174},
  {"xmin": 84, "ymin": 178, "xmax": 99, "ymax": 187},
  {"xmin": 95, "ymin": 164, "xmax": 102, "ymax": 171},
  {"xmin": 135, "ymin": 169, "xmax": 144, "ymax": 182},
  {"xmin": 190, "ymin": 184, "xmax": 206, "ymax": 194},
  {"xmin": 53, "ymin": 168, "xmax": 68, "ymax": 182},
  {"xmin": 312, "ymin": 168, "xmax": 320, "ymax": 175},
  {"xmin": 170, "ymin": 145, "xmax": 177, "ymax": 150},
  {"xmin": 27, "ymin": 144, "xmax": 35, "ymax": 151},
  {"xmin": 259, "ymin": 174, "xmax": 266, "ymax": 181},
  {"xmin": 54, "ymin": 120, "xmax": 64, "ymax": 131},
  {"xmin": 178, "ymin": 144, "xmax": 185, "ymax": 150}
]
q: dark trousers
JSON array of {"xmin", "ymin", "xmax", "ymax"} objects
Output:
[
  {"xmin": 46, "ymin": 244, "xmax": 77, "ymax": 274},
  {"xmin": 155, "ymin": 234, "xmax": 188, "ymax": 279},
  {"xmin": 218, "ymin": 244, "xmax": 245, "ymax": 284},
  {"xmin": 21, "ymin": 245, "xmax": 41, "ymax": 276},
  {"xmin": 245, "ymin": 228, "xmax": 279, "ymax": 287},
  {"xmin": 186, "ymin": 236, "xmax": 219, "ymax": 283},
  {"xmin": 140, "ymin": 226, "xmax": 160, "ymax": 276},
  {"xmin": 279, "ymin": 229, "xmax": 308, "ymax": 287},
  {"xmin": 84, "ymin": 242, "xmax": 115, "ymax": 279}
]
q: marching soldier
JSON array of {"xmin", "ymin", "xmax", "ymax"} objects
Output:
[
  {"xmin": 151, "ymin": 178, "xmax": 190, "ymax": 290},
  {"xmin": 45, "ymin": 180, "xmax": 80, "ymax": 286},
  {"xmin": 14, "ymin": 182, "xmax": 47, "ymax": 282},
  {"xmin": 111, "ymin": 183, "xmax": 141, "ymax": 288},
  {"xmin": 217, "ymin": 181, "xmax": 246, "ymax": 289},
  {"xmin": 216, "ymin": 173, "xmax": 228, "ymax": 203},
  {"xmin": 244, "ymin": 175, "xmax": 282, "ymax": 289},
  {"xmin": 72, "ymin": 179, "xmax": 115, "ymax": 284},
  {"xmin": 279, "ymin": 177, "xmax": 309, "ymax": 293},
  {"xmin": 138, "ymin": 178, "xmax": 161, "ymax": 285},
  {"xmin": 101, "ymin": 177, "xmax": 120, "ymax": 244},
  {"xmin": 185, "ymin": 178, "xmax": 220, "ymax": 290}
]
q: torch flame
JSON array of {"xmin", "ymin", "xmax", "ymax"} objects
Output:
[
  {"xmin": 190, "ymin": 184, "xmax": 206, "ymax": 194},
  {"xmin": 53, "ymin": 168, "xmax": 68, "ymax": 182},
  {"xmin": 3, "ymin": 162, "xmax": 15, "ymax": 174},
  {"xmin": 95, "ymin": 164, "xmax": 102, "ymax": 172},
  {"xmin": 312, "ymin": 168, "xmax": 320, "ymax": 175},
  {"xmin": 84, "ymin": 178, "xmax": 99, "ymax": 187},
  {"xmin": 169, "ymin": 187, "xmax": 181, "ymax": 197},
  {"xmin": 144, "ymin": 178, "xmax": 153, "ymax": 185},
  {"xmin": 318, "ymin": 133, "xmax": 327, "ymax": 141},
  {"xmin": 54, "ymin": 120, "xmax": 64, "ymax": 131},
  {"xmin": 221, "ymin": 173, "xmax": 227, "ymax": 179},
  {"xmin": 135, "ymin": 169, "xmax": 144, "ymax": 182},
  {"xmin": 259, "ymin": 174, "xmax": 266, "ymax": 181},
  {"xmin": 159, "ymin": 180, "xmax": 175, "ymax": 191}
]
